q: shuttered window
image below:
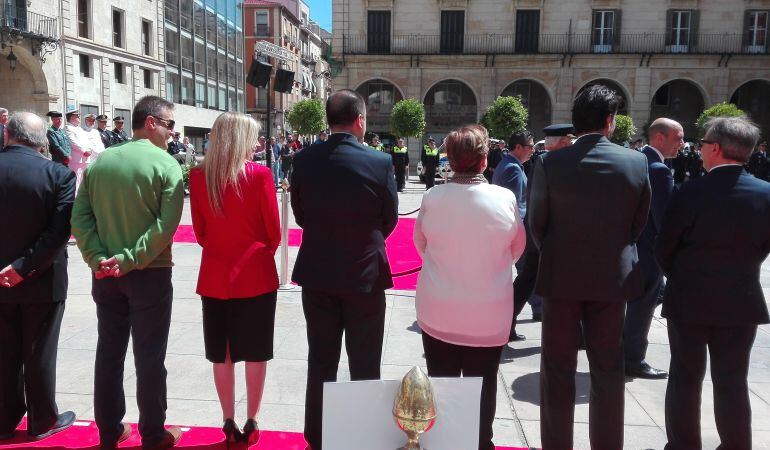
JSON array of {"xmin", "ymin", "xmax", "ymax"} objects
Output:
[
  {"xmin": 367, "ymin": 11, "xmax": 391, "ymax": 54},
  {"xmin": 515, "ymin": 10, "xmax": 540, "ymax": 53},
  {"xmin": 440, "ymin": 10, "xmax": 465, "ymax": 54}
]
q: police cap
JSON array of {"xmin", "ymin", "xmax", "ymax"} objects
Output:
[{"xmin": 543, "ymin": 124, "xmax": 575, "ymax": 137}]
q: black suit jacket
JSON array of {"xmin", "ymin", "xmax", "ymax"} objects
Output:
[
  {"xmin": 656, "ymin": 166, "xmax": 770, "ymax": 325},
  {"xmin": 637, "ymin": 146, "xmax": 674, "ymax": 283},
  {"xmin": 290, "ymin": 133, "xmax": 399, "ymax": 294},
  {"xmin": 528, "ymin": 134, "xmax": 651, "ymax": 302},
  {"xmin": 0, "ymin": 145, "xmax": 76, "ymax": 303}
]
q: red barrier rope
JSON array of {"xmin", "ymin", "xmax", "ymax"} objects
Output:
[{"xmin": 392, "ymin": 266, "xmax": 422, "ymax": 277}]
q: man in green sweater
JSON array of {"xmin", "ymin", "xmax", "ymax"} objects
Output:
[{"xmin": 71, "ymin": 96, "xmax": 184, "ymax": 450}]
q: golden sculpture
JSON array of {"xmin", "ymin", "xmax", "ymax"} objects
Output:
[{"xmin": 393, "ymin": 366, "xmax": 437, "ymax": 450}]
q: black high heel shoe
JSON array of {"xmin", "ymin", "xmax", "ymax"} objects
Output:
[
  {"xmin": 222, "ymin": 419, "xmax": 243, "ymax": 450},
  {"xmin": 241, "ymin": 419, "xmax": 259, "ymax": 447}
]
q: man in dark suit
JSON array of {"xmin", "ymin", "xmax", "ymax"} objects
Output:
[
  {"xmin": 492, "ymin": 129, "xmax": 533, "ymax": 341},
  {"xmin": 528, "ymin": 85, "xmax": 651, "ymax": 450},
  {"xmin": 624, "ymin": 118, "xmax": 683, "ymax": 379},
  {"xmin": 291, "ymin": 89, "xmax": 399, "ymax": 450},
  {"xmin": 656, "ymin": 116, "xmax": 769, "ymax": 450},
  {"xmin": 0, "ymin": 112, "xmax": 77, "ymax": 441}
]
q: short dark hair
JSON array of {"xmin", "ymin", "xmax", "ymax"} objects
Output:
[
  {"xmin": 445, "ymin": 125, "xmax": 489, "ymax": 174},
  {"xmin": 508, "ymin": 129, "xmax": 533, "ymax": 149},
  {"xmin": 132, "ymin": 95, "xmax": 174, "ymax": 131},
  {"xmin": 572, "ymin": 85, "xmax": 620, "ymax": 134},
  {"xmin": 326, "ymin": 89, "xmax": 366, "ymax": 127}
]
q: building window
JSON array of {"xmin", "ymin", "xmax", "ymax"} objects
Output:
[
  {"xmin": 180, "ymin": 0, "xmax": 192, "ymax": 31},
  {"xmin": 228, "ymin": 89, "xmax": 236, "ymax": 111},
  {"xmin": 440, "ymin": 10, "xmax": 464, "ymax": 54},
  {"xmin": 592, "ymin": 10, "xmax": 619, "ymax": 52},
  {"xmin": 207, "ymin": 83, "xmax": 217, "ymax": 109},
  {"xmin": 515, "ymin": 10, "xmax": 540, "ymax": 53},
  {"xmin": 181, "ymin": 75, "xmax": 195, "ymax": 105},
  {"xmin": 114, "ymin": 62, "xmax": 125, "ymax": 84},
  {"xmin": 195, "ymin": 40, "xmax": 205, "ymax": 74},
  {"xmin": 165, "ymin": 28, "xmax": 179, "ymax": 65},
  {"xmin": 745, "ymin": 11, "xmax": 768, "ymax": 53},
  {"xmin": 667, "ymin": 10, "xmax": 692, "ymax": 52},
  {"xmin": 77, "ymin": 0, "xmax": 90, "ymax": 38},
  {"xmin": 206, "ymin": 10, "xmax": 216, "ymax": 42},
  {"xmin": 206, "ymin": 46, "xmax": 217, "ymax": 79},
  {"xmin": 217, "ymin": 51, "xmax": 225, "ymax": 82},
  {"xmin": 367, "ymin": 11, "xmax": 390, "ymax": 54},
  {"xmin": 141, "ymin": 20, "xmax": 152, "ymax": 55},
  {"xmin": 114, "ymin": 108, "xmax": 131, "ymax": 136},
  {"xmin": 194, "ymin": 3, "xmax": 205, "ymax": 38},
  {"xmin": 256, "ymin": 87, "xmax": 267, "ymax": 109},
  {"xmin": 144, "ymin": 69, "xmax": 153, "ymax": 88},
  {"xmin": 80, "ymin": 104, "xmax": 98, "ymax": 117},
  {"xmin": 255, "ymin": 11, "xmax": 269, "ymax": 36},
  {"xmin": 218, "ymin": 87, "xmax": 226, "ymax": 111},
  {"xmin": 181, "ymin": 34, "xmax": 193, "ymax": 71},
  {"xmin": 195, "ymin": 81, "xmax": 205, "ymax": 107},
  {"xmin": 227, "ymin": 57, "xmax": 236, "ymax": 85},
  {"xmin": 79, "ymin": 54, "xmax": 91, "ymax": 77},
  {"xmin": 164, "ymin": 0, "xmax": 178, "ymax": 25},
  {"xmin": 112, "ymin": 9, "xmax": 125, "ymax": 48},
  {"xmin": 166, "ymin": 71, "xmax": 180, "ymax": 103}
]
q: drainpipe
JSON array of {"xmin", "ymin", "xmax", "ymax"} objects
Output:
[{"xmin": 58, "ymin": 0, "xmax": 68, "ymax": 108}]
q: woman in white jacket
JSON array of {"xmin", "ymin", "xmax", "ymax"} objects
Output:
[{"xmin": 414, "ymin": 124, "xmax": 526, "ymax": 450}]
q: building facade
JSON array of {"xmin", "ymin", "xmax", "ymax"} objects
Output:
[
  {"xmin": 163, "ymin": 0, "xmax": 245, "ymax": 148},
  {"xmin": 332, "ymin": 0, "xmax": 770, "ymax": 157},
  {"xmin": 243, "ymin": 0, "xmax": 331, "ymax": 137}
]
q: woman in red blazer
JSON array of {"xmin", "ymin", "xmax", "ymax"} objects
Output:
[{"xmin": 190, "ymin": 112, "xmax": 280, "ymax": 447}]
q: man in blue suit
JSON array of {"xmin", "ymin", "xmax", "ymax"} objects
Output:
[
  {"xmin": 624, "ymin": 118, "xmax": 683, "ymax": 379},
  {"xmin": 291, "ymin": 89, "xmax": 398, "ymax": 450},
  {"xmin": 492, "ymin": 129, "xmax": 533, "ymax": 341},
  {"xmin": 656, "ymin": 116, "xmax": 769, "ymax": 450}
]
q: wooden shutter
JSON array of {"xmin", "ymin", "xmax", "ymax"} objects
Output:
[
  {"xmin": 612, "ymin": 9, "xmax": 622, "ymax": 47},
  {"xmin": 665, "ymin": 10, "xmax": 674, "ymax": 45},
  {"xmin": 689, "ymin": 10, "xmax": 699, "ymax": 49}
]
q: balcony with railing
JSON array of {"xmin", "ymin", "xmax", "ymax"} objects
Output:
[
  {"xmin": 343, "ymin": 33, "xmax": 768, "ymax": 56},
  {"xmin": 0, "ymin": 4, "xmax": 58, "ymax": 41}
]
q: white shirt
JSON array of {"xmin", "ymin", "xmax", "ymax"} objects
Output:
[
  {"xmin": 708, "ymin": 163, "xmax": 743, "ymax": 172},
  {"xmin": 84, "ymin": 127, "xmax": 106, "ymax": 163},
  {"xmin": 413, "ymin": 182, "xmax": 527, "ymax": 347},
  {"xmin": 64, "ymin": 123, "xmax": 93, "ymax": 166}
]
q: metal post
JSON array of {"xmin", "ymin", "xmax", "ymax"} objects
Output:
[{"xmin": 278, "ymin": 184, "xmax": 295, "ymax": 291}]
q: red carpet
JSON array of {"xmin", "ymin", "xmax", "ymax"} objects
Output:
[
  {"xmin": 4, "ymin": 419, "xmax": 526, "ymax": 449},
  {"xmin": 173, "ymin": 219, "xmax": 422, "ymax": 291}
]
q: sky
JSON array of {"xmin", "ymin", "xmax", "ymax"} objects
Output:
[{"xmin": 304, "ymin": 0, "xmax": 332, "ymax": 31}]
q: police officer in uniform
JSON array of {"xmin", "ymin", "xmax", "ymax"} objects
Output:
[
  {"xmin": 111, "ymin": 117, "xmax": 129, "ymax": 145},
  {"xmin": 96, "ymin": 115, "xmax": 113, "ymax": 148},
  {"xmin": 421, "ymin": 136, "xmax": 440, "ymax": 189},
  {"xmin": 369, "ymin": 134, "xmax": 384, "ymax": 151},
  {"xmin": 45, "ymin": 111, "xmax": 71, "ymax": 166},
  {"xmin": 392, "ymin": 137, "xmax": 409, "ymax": 192}
]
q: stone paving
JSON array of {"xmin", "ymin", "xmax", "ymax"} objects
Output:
[{"xmin": 55, "ymin": 176, "xmax": 770, "ymax": 449}]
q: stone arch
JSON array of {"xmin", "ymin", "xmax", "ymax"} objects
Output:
[
  {"xmin": 650, "ymin": 79, "xmax": 707, "ymax": 140},
  {"xmin": 500, "ymin": 78, "xmax": 554, "ymax": 139},
  {"xmin": 577, "ymin": 78, "xmax": 632, "ymax": 115},
  {"xmin": 730, "ymin": 79, "xmax": 770, "ymax": 140},
  {"xmin": 651, "ymin": 77, "xmax": 711, "ymax": 109},
  {"xmin": 355, "ymin": 78, "xmax": 405, "ymax": 137},
  {"xmin": 0, "ymin": 46, "xmax": 51, "ymax": 115},
  {"xmin": 422, "ymin": 78, "xmax": 479, "ymax": 135}
]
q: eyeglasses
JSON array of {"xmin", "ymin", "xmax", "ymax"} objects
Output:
[{"xmin": 151, "ymin": 115, "xmax": 175, "ymax": 130}]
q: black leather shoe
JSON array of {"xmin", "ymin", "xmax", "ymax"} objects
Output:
[
  {"xmin": 29, "ymin": 411, "xmax": 76, "ymax": 440},
  {"xmin": 508, "ymin": 331, "xmax": 526, "ymax": 342},
  {"xmin": 626, "ymin": 362, "xmax": 668, "ymax": 379}
]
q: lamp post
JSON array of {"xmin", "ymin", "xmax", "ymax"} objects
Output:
[{"xmin": 7, "ymin": 48, "xmax": 17, "ymax": 71}]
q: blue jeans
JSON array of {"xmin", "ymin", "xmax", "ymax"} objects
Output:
[{"xmin": 271, "ymin": 160, "xmax": 282, "ymax": 184}]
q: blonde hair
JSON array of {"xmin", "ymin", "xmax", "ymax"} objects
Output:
[
  {"xmin": 202, "ymin": 112, "xmax": 261, "ymax": 215},
  {"xmin": 445, "ymin": 124, "xmax": 489, "ymax": 174}
]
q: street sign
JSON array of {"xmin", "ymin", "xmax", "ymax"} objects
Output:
[{"xmin": 255, "ymin": 40, "xmax": 296, "ymax": 62}]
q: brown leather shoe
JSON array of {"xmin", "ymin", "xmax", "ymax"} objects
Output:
[
  {"xmin": 145, "ymin": 427, "xmax": 183, "ymax": 450},
  {"xmin": 99, "ymin": 423, "xmax": 132, "ymax": 450}
]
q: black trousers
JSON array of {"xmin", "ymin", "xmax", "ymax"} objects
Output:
[
  {"xmin": 665, "ymin": 321, "xmax": 757, "ymax": 450},
  {"xmin": 540, "ymin": 298, "xmax": 625, "ymax": 450},
  {"xmin": 512, "ymin": 221, "xmax": 539, "ymax": 333},
  {"xmin": 0, "ymin": 301, "xmax": 64, "ymax": 435},
  {"xmin": 421, "ymin": 332, "xmax": 503, "ymax": 450},
  {"xmin": 623, "ymin": 273, "xmax": 663, "ymax": 367},
  {"xmin": 302, "ymin": 288, "xmax": 386, "ymax": 450},
  {"xmin": 394, "ymin": 165, "xmax": 406, "ymax": 191},
  {"xmin": 92, "ymin": 268, "xmax": 173, "ymax": 449},
  {"xmin": 424, "ymin": 163, "xmax": 436, "ymax": 189}
]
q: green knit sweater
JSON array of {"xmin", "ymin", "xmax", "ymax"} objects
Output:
[{"xmin": 71, "ymin": 139, "xmax": 184, "ymax": 274}]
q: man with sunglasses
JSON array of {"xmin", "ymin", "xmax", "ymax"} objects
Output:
[
  {"xmin": 492, "ymin": 129, "xmax": 534, "ymax": 341},
  {"xmin": 71, "ymin": 96, "xmax": 184, "ymax": 450},
  {"xmin": 657, "ymin": 116, "xmax": 769, "ymax": 450}
]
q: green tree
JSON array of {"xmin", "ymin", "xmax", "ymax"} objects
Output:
[
  {"xmin": 390, "ymin": 99, "xmax": 426, "ymax": 138},
  {"xmin": 484, "ymin": 96, "xmax": 529, "ymax": 139},
  {"xmin": 612, "ymin": 114, "xmax": 637, "ymax": 144},
  {"xmin": 695, "ymin": 102, "xmax": 745, "ymax": 137},
  {"xmin": 286, "ymin": 99, "xmax": 326, "ymax": 136}
]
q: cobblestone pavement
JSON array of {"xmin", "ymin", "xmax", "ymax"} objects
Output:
[{"xmin": 56, "ymin": 176, "xmax": 770, "ymax": 449}]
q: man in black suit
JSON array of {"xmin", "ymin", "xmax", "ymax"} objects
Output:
[
  {"xmin": 0, "ymin": 112, "xmax": 77, "ymax": 441},
  {"xmin": 0, "ymin": 107, "xmax": 8, "ymax": 150},
  {"xmin": 624, "ymin": 118, "xmax": 683, "ymax": 379},
  {"xmin": 528, "ymin": 85, "xmax": 650, "ymax": 450},
  {"xmin": 656, "ymin": 116, "xmax": 769, "ymax": 450},
  {"xmin": 291, "ymin": 89, "xmax": 399, "ymax": 450}
]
